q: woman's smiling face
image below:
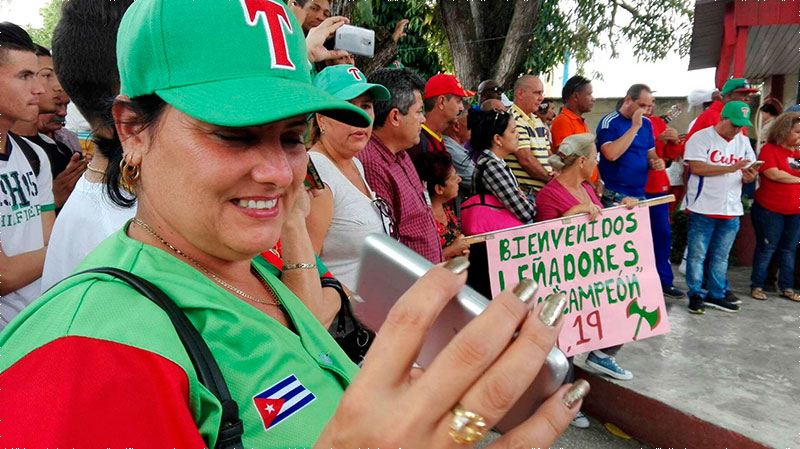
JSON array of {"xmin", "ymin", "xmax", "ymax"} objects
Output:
[{"xmin": 132, "ymin": 106, "xmax": 309, "ymax": 261}]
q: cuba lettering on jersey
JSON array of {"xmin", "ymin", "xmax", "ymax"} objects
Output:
[{"xmin": 708, "ymin": 149, "xmax": 745, "ymax": 165}]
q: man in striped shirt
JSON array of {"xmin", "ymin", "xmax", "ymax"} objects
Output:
[{"xmin": 505, "ymin": 75, "xmax": 553, "ymax": 197}]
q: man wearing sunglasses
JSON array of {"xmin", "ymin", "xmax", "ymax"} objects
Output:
[{"xmin": 477, "ymin": 79, "xmax": 503, "ymax": 106}]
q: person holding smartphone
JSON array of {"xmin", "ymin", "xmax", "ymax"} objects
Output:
[
  {"xmin": 684, "ymin": 102, "xmax": 757, "ymax": 314},
  {"xmin": 749, "ymin": 112, "xmax": 800, "ymax": 302},
  {"xmin": 0, "ymin": 2, "xmax": 586, "ymax": 446}
]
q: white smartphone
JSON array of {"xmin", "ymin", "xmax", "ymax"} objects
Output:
[
  {"xmin": 748, "ymin": 160, "xmax": 765, "ymax": 169},
  {"xmin": 334, "ymin": 24, "xmax": 375, "ymax": 58},
  {"xmin": 354, "ymin": 233, "xmax": 569, "ymax": 432}
]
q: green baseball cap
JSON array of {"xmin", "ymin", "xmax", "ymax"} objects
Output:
[
  {"xmin": 314, "ymin": 65, "xmax": 390, "ymax": 102},
  {"xmin": 721, "ymin": 78, "xmax": 758, "ymax": 96},
  {"xmin": 116, "ymin": 0, "xmax": 370, "ymax": 128},
  {"xmin": 721, "ymin": 101, "xmax": 752, "ymax": 127}
]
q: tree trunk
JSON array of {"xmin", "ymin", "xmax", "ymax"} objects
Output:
[
  {"xmin": 439, "ymin": 0, "xmax": 539, "ymax": 91},
  {"xmin": 493, "ymin": 0, "xmax": 542, "ymax": 88},
  {"xmin": 439, "ymin": 0, "xmax": 483, "ymax": 91},
  {"xmin": 329, "ymin": 0, "xmax": 356, "ymax": 19}
]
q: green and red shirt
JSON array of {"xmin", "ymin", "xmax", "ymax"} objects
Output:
[{"xmin": 0, "ymin": 223, "xmax": 358, "ymax": 447}]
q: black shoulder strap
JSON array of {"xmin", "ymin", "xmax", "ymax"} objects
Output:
[
  {"xmin": 8, "ymin": 132, "xmax": 40, "ymax": 176},
  {"xmin": 472, "ymin": 158, "xmax": 490, "ymax": 196},
  {"xmin": 75, "ymin": 267, "xmax": 243, "ymax": 449}
]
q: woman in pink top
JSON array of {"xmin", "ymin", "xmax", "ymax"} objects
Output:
[{"xmin": 536, "ymin": 133, "xmax": 637, "ymax": 222}]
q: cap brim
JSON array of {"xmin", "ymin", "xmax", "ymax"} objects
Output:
[
  {"xmin": 735, "ymin": 88, "xmax": 759, "ymax": 94},
  {"xmin": 462, "ymin": 89, "xmax": 476, "ymax": 97},
  {"xmin": 156, "ymin": 76, "xmax": 371, "ymax": 128},
  {"xmin": 334, "ymin": 83, "xmax": 391, "ymax": 102},
  {"xmin": 728, "ymin": 117, "xmax": 752, "ymax": 127}
]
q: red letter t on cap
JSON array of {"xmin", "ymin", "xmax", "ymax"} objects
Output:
[{"xmin": 241, "ymin": 0, "xmax": 296, "ymax": 70}]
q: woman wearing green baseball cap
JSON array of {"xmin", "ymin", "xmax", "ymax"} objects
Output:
[
  {"xmin": 305, "ymin": 65, "xmax": 392, "ymax": 290},
  {"xmin": 0, "ymin": 0, "xmax": 583, "ymax": 447}
]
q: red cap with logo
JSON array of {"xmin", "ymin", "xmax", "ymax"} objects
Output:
[{"xmin": 424, "ymin": 74, "xmax": 475, "ymax": 99}]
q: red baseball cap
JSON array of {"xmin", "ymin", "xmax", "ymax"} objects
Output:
[{"xmin": 424, "ymin": 74, "xmax": 475, "ymax": 99}]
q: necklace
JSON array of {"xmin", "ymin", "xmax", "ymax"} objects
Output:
[
  {"xmin": 86, "ymin": 163, "xmax": 106, "ymax": 175},
  {"xmin": 132, "ymin": 218, "xmax": 281, "ymax": 306}
]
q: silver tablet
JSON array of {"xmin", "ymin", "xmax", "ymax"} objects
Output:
[{"xmin": 354, "ymin": 233, "xmax": 569, "ymax": 432}]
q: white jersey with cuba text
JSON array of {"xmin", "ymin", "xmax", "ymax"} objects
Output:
[{"xmin": 684, "ymin": 126, "xmax": 755, "ymax": 216}]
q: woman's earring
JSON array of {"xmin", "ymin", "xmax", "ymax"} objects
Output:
[{"xmin": 119, "ymin": 157, "xmax": 141, "ymax": 194}]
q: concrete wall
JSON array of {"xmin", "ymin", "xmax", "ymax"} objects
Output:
[{"xmin": 548, "ymin": 96, "xmax": 700, "ymax": 137}]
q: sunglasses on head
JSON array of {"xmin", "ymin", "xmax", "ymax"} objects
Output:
[{"xmin": 491, "ymin": 108, "xmax": 509, "ymax": 129}]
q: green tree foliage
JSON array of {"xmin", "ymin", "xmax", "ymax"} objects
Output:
[
  {"xmin": 347, "ymin": 0, "xmax": 692, "ymax": 87},
  {"xmin": 25, "ymin": 0, "xmax": 63, "ymax": 48}
]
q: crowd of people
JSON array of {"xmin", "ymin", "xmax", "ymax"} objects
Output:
[{"xmin": 0, "ymin": 0, "xmax": 797, "ymax": 446}]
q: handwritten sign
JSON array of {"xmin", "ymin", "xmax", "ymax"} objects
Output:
[{"xmin": 485, "ymin": 207, "xmax": 670, "ymax": 357}]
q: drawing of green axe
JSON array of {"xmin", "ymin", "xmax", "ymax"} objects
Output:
[{"xmin": 626, "ymin": 298, "xmax": 661, "ymax": 340}]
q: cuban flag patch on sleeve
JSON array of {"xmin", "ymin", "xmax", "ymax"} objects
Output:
[{"xmin": 253, "ymin": 374, "xmax": 316, "ymax": 431}]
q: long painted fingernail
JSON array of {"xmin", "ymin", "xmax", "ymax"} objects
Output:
[
  {"xmin": 512, "ymin": 278, "xmax": 538, "ymax": 305},
  {"xmin": 563, "ymin": 379, "xmax": 590, "ymax": 409},
  {"xmin": 443, "ymin": 256, "xmax": 470, "ymax": 275},
  {"xmin": 538, "ymin": 292, "xmax": 568, "ymax": 327}
]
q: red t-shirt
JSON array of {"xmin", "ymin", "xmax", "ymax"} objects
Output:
[{"xmin": 754, "ymin": 142, "xmax": 800, "ymax": 215}]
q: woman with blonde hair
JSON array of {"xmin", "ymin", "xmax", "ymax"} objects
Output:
[{"xmin": 536, "ymin": 133, "xmax": 637, "ymax": 222}]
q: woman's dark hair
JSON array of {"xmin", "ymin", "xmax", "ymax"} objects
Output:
[
  {"xmin": 412, "ymin": 150, "xmax": 454, "ymax": 198},
  {"xmin": 760, "ymin": 102, "xmax": 780, "ymax": 118},
  {"xmin": 98, "ymin": 94, "xmax": 168, "ymax": 208},
  {"xmin": 469, "ymin": 109, "xmax": 512, "ymax": 153}
]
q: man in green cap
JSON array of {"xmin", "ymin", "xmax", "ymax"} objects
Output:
[
  {"xmin": 683, "ymin": 101, "xmax": 757, "ymax": 315},
  {"xmin": 686, "ymin": 78, "xmax": 758, "ymax": 141}
]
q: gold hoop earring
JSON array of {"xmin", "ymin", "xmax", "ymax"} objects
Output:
[{"xmin": 119, "ymin": 158, "xmax": 141, "ymax": 194}]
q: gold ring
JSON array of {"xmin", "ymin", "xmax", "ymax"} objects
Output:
[{"xmin": 449, "ymin": 404, "xmax": 488, "ymax": 444}]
